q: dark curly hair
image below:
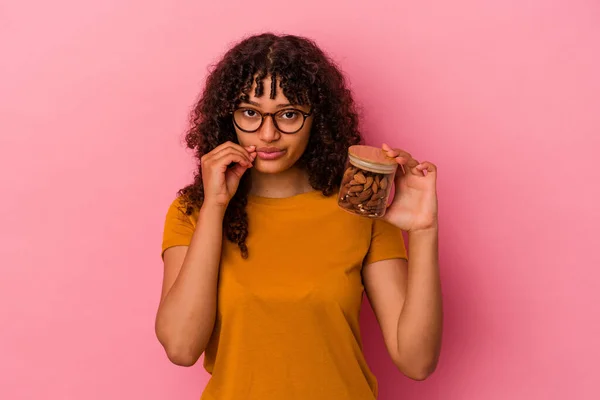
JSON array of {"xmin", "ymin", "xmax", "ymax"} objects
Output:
[{"xmin": 178, "ymin": 33, "xmax": 363, "ymax": 258}]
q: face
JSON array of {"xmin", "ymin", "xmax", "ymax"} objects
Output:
[{"xmin": 233, "ymin": 75, "xmax": 312, "ymax": 175}]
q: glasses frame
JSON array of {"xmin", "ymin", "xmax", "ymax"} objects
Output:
[{"xmin": 231, "ymin": 107, "xmax": 313, "ymax": 134}]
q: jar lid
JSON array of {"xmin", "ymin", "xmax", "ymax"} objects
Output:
[{"xmin": 348, "ymin": 145, "xmax": 398, "ymax": 174}]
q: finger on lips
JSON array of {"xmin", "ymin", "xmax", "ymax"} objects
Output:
[
  {"xmin": 244, "ymin": 145, "xmax": 257, "ymax": 158},
  {"xmin": 229, "ymin": 154, "xmax": 252, "ymax": 168},
  {"xmin": 226, "ymin": 147, "xmax": 254, "ymax": 164},
  {"xmin": 214, "ymin": 149, "xmax": 253, "ymax": 168},
  {"xmin": 213, "ymin": 142, "xmax": 253, "ymax": 158}
]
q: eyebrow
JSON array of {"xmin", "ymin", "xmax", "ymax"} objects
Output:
[{"xmin": 242, "ymin": 100, "xmax": 295, "ymax": 109}]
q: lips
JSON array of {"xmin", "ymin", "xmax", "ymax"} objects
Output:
[
  {"xmin": 256, "ymin": 147, "xmax": 284, "ymax": 153},
  {"xmin": 256, "ymin": 147, "xmax": 286, "ymax": 160}
]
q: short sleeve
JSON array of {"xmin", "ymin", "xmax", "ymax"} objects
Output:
[
  {"xmin": 363, "ymin": 219, "xmax": 408, "ymax": 265},
  {"xmin": 161, "ymin": 197, "xmax": 197, "ymax": 258}
]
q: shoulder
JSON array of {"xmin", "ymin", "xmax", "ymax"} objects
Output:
[
  {"xmin": 164, "ymin": 195, "xmax": 200, "ymax": 228},
  {"xmin": 161, "ymin": 195, "xmax": 199, "ymax": 257}
]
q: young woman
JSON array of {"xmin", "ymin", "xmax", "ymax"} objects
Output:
[{"xmin": 156, "ymin": 33, "xmax": 442, "ymax": 399}]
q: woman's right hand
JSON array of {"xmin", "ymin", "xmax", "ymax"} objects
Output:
[{"xmin": 201, "ymin": 141, "xmax": 256, "ymax": 208}]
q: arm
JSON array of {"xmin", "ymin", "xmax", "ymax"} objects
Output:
[
  {"xmin": 155, "ymin": 141, "xmax": 256, "ymax": 366},
  {"xmin": 363, "ymin": 228, "xmax": 442, "ymax": 381},
  {"xmin": 155, "ymin": 204, "xmax": 226, "ymax": 366}
]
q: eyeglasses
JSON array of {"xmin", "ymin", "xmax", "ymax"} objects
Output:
[{"xmin": 232, "ymin": 108, "xmax": 312, "ymax": 134}]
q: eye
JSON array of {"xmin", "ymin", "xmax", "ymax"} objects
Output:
[
  {"xmin": 242, "ymin": 109, "xmax": 259, "ymax": 118},
  {"xmin": 280, "ymin": 110, "xmax": 300, "ymax": 120}
]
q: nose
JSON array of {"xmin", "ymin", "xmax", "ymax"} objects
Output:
[{"xmin": 257, "ymin": 115, "xmax": 280, "ymax": 143}]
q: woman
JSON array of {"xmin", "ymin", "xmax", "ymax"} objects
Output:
[{"xmin": 156, "ymin": 33, "xmax": 442, "ymax": 399}]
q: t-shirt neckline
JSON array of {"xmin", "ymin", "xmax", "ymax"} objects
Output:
[{"xmin": 247, "ymin": 189, "xmax": 324, "ymax": 206}]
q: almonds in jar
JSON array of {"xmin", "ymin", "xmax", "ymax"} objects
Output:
[{"xmin": 337, "ymin": 145, "xmax": 398, "ymax": 218}]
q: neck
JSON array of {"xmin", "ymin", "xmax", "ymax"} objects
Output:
[{"xmin": 249, "ymin": 166, "xmax": 314, "ymax": 198}]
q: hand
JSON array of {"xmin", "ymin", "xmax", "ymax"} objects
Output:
[
  {"xmin": 381, "ymin": 143, "xmax": 438, "ymax": 232},
  {"xmin": 200, "ymin": 141, "xmax": 256, "ymax": 208}
]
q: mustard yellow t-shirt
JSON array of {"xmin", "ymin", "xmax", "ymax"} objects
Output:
[{"xmin": 162, "ymin": 190, "xmax": 407, "ymax": 400}]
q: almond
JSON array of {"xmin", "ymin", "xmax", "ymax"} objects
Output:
[
  {"xmin": 364, "ymin": 176, "xmax": 373, "ymax": 190},
  {"xmin": 371, "ymin": 190, "xmax": 386, "ymax": 201},
  {"xmin": 349, "ymin": 185, "xmax": 363, "ymax": 193},
  {"xmin": 343, "ymin": 168, "xmax": 355, "ymax": 180},
  {"xmin": 366, "ymin": 199, "xmax": 380, "ymax": 207},
  {"xmin": 354, "ymin": 172, "xmax": 367, "ymax": 184},
  {"xmin": 380, "ymin": 176, "xmax": 388, "ymax": 190},
  {"xmin": 357, "ymin": 188, "xmax": 373, "ymax": 202},
  {"xmin": 372, "ymin": 181, "xmax": 379, "ymax": 194},
  {"xmin": 348, "ymin": 196, "xmax": 362, "ymax": 205}
]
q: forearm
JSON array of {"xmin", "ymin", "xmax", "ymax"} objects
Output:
[
  {"xmin": 396, "ymin": 228, "xmax": 443, "ymax": 377},
  {"xmin": 155, "ymin": 204, "xmax": 225, "ymax": 364}
]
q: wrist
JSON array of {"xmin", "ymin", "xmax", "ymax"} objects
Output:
[
  {"xmin": 408, "ymin": 224, "xmax": 438, "ymax": 238},
  {"xmin": 200, "ymin": 201, "xmax": 228, "ymax": 218}
]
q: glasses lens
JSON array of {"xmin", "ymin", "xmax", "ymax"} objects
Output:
[
  {"xmin": 274, "ymin": 109, "xmax": 305, "ymax": 133},
  {"xmin": 233, "ymin": 109, "xmax": 262, "ymax": 131}
]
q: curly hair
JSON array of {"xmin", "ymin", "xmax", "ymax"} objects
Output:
[{"xmin": 178, "ymin": 33, "xmax": 363, "ymax": 258}]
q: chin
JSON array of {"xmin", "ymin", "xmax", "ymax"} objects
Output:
[{"xmin": 252, "ymin": 159, "xmax": 291, "ymax": 174}]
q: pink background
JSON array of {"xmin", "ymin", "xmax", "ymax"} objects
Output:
[{"xmin": 1, "ymin": 0, "xmax": 599, "ymax": 399}]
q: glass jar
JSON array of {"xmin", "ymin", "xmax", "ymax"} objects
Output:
[{"xmin": 337, "ymin": 145, "xmax": 398, "ymax": 218}]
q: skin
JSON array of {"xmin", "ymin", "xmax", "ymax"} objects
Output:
[
  {"xmin": 155, "ymin": 75, "xmax": 443, "ymax": 381},
  {"xmin": 233, "ymin": 77, "xmax": 315, "ymax": 197}
]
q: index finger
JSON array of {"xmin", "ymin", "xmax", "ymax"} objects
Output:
[
  {"xmin": 205, "ymin": 141, "xmax": 255, "ymax": 163},
  {"xmin": 212, "ymin": 141, "xmax": 255, "ymax": 154}
]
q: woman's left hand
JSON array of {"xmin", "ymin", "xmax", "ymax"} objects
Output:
[{"xmin": 381, "ymin": 143, "xmax": 438, "ymax": 232}]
